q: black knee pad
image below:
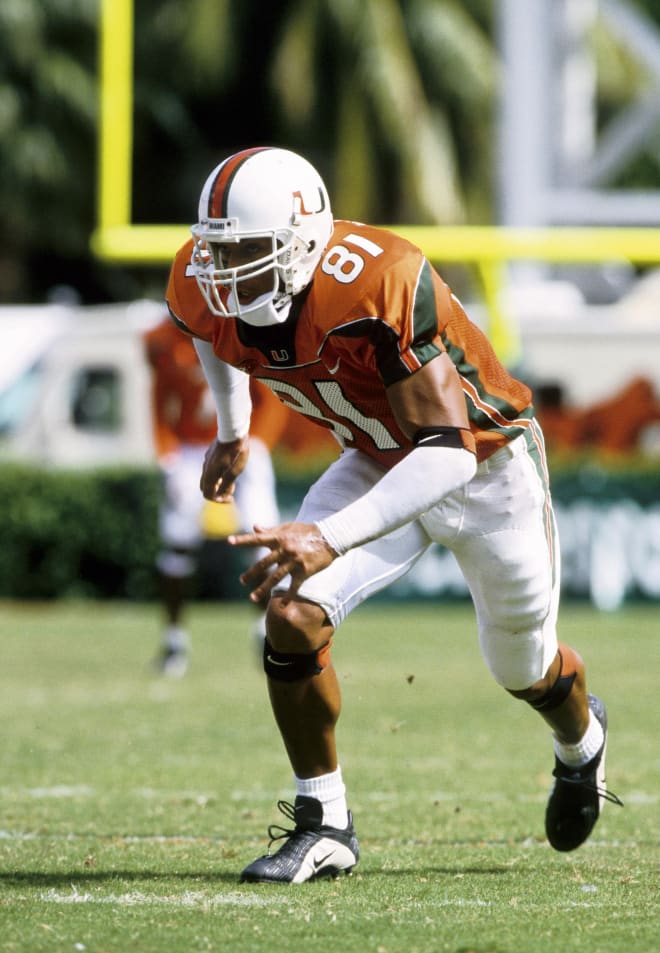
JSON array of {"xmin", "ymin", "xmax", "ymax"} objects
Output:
[
  {"xmin": 528, "ymin": 647, "xmax": 577, "ymax": 712},
  {"xmin": 263, "ymin": 637, "xmax": 332, "ymax": 683}
]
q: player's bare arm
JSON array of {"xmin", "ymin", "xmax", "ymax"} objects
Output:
[
  {"xmin": 387, "ymin": 352, "xmax": 470, "ymax": 438},
  {"xmin": 229, "ymin": 354, "xmax": 476, "ymax": 601}
]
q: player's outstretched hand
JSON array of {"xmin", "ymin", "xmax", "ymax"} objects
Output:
[{"xmin": 228, "ymin": 523, "xmax": 338, "ymax": 602}]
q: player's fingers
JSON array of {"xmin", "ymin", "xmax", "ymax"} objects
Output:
[
  {"xmin": 239, "ymin": 550, "xmax": 281, "ymax": 586},
  {"xmin": 246, "ymin": 562, "xmax": 292, "ymax": 603},
  {"xmin": 284, "ymin": 573, "xmax": 302, "ymax": 598},
  {"xmin": 211, "ymin": 480, "xmax": 235, "ymax": 503},
  {"xmin": 200, "ymin": 472, "xmax": 217, "ymax": 499},
  {"xmin": 228, "ymin": 525, "xmax": 276, "ymax": 548},
  {"xmin": 229, "ymin": 531, "xmax": 266, "ymax": 548},
  {"xmin": 201, "ymin": 469, "xmax": 231, "ymax": 500}
]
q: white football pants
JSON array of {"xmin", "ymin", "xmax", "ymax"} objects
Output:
[{"xmin": 276, "ymin": 427, "xmax": 560, "ymax": 691}]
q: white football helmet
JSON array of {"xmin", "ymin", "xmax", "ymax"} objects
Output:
[{"xmin": 190, "ymin": 147, "xmax": 333, "ymax": 327}]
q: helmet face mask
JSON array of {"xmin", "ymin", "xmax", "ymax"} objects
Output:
[
  {"xmin": 191, "ymin": 228, "xmax": 288, "ymax": 321},
  {"xmin": 190, "ymin": 148, "xmax": 333, "ymax": 327}
]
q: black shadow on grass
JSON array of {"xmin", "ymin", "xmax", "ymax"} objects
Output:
[
  {"xmin": 0, "ymin": 871, "xmax": 241, "ymax": 887},
  {"xmin": 358, "ymin": 865, "xmax": 517, "ymax": 877},
  {"xmin": 0, "ymin": 864, "xmax": 516, "ymax": 888}
]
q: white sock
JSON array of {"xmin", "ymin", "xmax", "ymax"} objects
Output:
[
  {"xmin": 553, "ymin": 709, "xmax": 604, "ymax": 767},
  {"xmin": 295, "ymin": 766, "xmax": 348, "ymax": 829},
  {"xmin": 163, "ymin": 626, "xmax": 189, "ymax": 652}
]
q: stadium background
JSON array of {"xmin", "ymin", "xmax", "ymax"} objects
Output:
[{"xmin": 1, "ymin": 0, "xmax": 659, "ymax": 609}]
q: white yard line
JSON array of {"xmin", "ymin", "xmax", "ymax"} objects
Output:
[
  {"xmin": 37, "ymin": 888, "xmax": 283, "ymax": 907},
  {"xmin": 0, "ymin": 786, "xmax": 655, "ymax": 804},
  {"xmin": 26, "ymin": 889, "xmax": 610, "ymax": 911}
]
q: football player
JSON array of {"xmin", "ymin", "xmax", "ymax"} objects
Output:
[{"xmin": 166, "ymin": 147, "xmax": 621, "ymax": 882}]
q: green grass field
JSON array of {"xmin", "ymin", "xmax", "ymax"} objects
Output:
[{"xmin": 1, "ymin": 599, "xmax": 658, "ymax": 953}]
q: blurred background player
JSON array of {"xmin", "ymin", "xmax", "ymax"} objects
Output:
[
  {"xmin": 144, "ymin": 317, "xmax": 284, "ymax": 676},
  {"xmin": 533, "ymin": 375, "xmax": 660, "ymax": 456}
]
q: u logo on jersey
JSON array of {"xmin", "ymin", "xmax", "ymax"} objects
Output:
[{"xmin": 270, "ymin": 348, "xmax": 289, "ymax": 363}]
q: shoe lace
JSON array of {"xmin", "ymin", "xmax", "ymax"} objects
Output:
[
  {"xmin": 266, "ymin": 800, "xmax": 299, "ymax": 848},
  {"xmin": 552, "ymin": 768, "xmax": 624, "ymax": 807}
]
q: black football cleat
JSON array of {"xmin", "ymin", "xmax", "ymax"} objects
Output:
[
  {"xmin": 546, "ymin": 694, "xmax": 623, "ymax": 851},
  {"xmin": 240, "ymin": 796, "xmax": 359, "ymax": 884}
]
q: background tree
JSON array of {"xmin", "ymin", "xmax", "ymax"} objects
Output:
[
  {"xmin": 1, "ymin": 0, "xmax": 658, "ymax": 304},
  {"xmin": 0, "ymin": 0, "xmax": 99, "ymax": 300}
]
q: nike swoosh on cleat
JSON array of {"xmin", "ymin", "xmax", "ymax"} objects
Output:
[{"xmin": 312, "ymin": 850, "xmax": 334, "ymax": 871}]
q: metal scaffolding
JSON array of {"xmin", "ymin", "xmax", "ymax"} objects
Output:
[{"xmin": 497, "ymin": 0, "xmax": 660, "ymax": 227}]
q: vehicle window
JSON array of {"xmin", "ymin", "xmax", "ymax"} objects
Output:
[
  {"xmin": 0, "ymin": 361, "xmax": 42, "ymax": 435},
  {"xmin": 71, "ymin": 366, "xmax": 122, "ymax": 431}
]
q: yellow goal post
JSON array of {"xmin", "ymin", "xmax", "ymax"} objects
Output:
[{"xmin": 92, "ymin": 0, "xmax": 660, "ymax": 364}]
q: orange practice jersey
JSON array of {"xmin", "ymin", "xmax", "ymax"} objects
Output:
[
  {"xmin": 144, "ymin": 318, "xmax": 217, "ymax": 456},
  {"xmin": 166, "ymin": 221, "xmax": 534, "ymax": 468}
]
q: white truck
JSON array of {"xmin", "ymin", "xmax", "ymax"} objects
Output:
[{"xmin": 0, "ymin": 299, "xmax": 164, "ymax": 468}]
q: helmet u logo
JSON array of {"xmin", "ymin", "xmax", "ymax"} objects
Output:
[{"xmin": 292, "ymin": 188, "xmax": 326, "ymax": 216}]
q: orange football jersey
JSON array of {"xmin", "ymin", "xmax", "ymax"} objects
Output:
[{"xmin": 166, "ymin": 221, "xmax": 533, "ymax": 467}]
